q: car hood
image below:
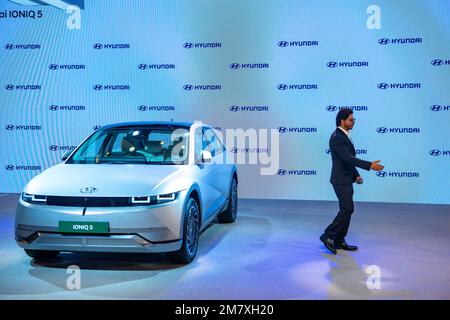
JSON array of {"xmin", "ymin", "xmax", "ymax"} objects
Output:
[{"xmin": 24, "ymin": 164, "xmax": 190, "ymax": 197}]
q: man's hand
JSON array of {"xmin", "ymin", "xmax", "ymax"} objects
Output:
[
  {"xmin": 355, "ymin": 176, "xmax": 363, "ymax": 184},
  {"xmin": 371, "ymin": 160, "xmax": 384, "ymax": 171}
]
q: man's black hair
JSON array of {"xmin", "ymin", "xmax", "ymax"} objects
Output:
[{"xmin": 336, "ymin": 108, "xmax": 353, "ymax": 127}]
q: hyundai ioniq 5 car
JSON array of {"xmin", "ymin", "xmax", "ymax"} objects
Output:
[{"xmin": 15, "ymin": 121, "xmax": 238, "ymax": 263}]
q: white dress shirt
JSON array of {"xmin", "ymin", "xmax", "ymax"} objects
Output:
[{"xmin": 338, "ymin": 126, "xmax": 353, "ymax": 144}]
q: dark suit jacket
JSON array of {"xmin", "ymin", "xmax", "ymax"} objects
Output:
[{"xmin": 329, "ymin": 128, "xmax": 372, "ymax": 185}]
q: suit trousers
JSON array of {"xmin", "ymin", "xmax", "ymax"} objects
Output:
[{"xmin": 324, "ymin": 184, "xmax": 354, "ymax": 242}]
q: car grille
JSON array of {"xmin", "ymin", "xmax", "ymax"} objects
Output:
[{"xmin": 46, "ymin": 196, "xmax": 132, "ymax": 207}]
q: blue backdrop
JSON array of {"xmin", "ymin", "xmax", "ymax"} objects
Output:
[{"xmin": 1, "ymin": 0, "xmax": 449, "ymax": 204}]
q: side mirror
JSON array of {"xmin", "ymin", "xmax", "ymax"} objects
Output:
[
  {"xmin": 200, "ymin": 150, "xmax": 212, "ymax": 163},
  {"xmin": 61, "ymin": 150, "xmax": 72, "ymax": 161}
]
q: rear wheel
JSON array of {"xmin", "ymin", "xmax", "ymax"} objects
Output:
[
  {"xmin": 167, "ymin": 197, "xmax": 200, "ymax": 264},
  {"xmin": 217, "ymin": 177, "xmax": 238, "ymax": 223},
  {"xmin": 24, "ymin": 249, "xmax": 60, "ymax": 260}
]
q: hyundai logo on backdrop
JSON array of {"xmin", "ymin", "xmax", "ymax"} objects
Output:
[
  {"xmin": 229, "ymin": 63, "xmax": 269, "ymax": 69},
  {"xmin": 376, "ymin": 127, "xmax": 420, "ymax": 134},
  {"xmin": 5, "ymin": 125, "xmax": 41, "ymax": 131},
  {"xmin": 93, "ymin": 85, "xmax": 130, "ymax": 91},
  {"xmin": 229, "ymin": 147, "xmax": 269, "ymax": 154},
  {"xmin": 377, "ymin": 82, "xmax": 421, "ymax": 89},
  {"xmin": 378, "ymin": 37, "xmax": 422, "ymax": 45},
  {"xmin": 48, "ymin": 105, "xmax": 86, "ymax": 111},
  {"xmin": 326, "ymin": 105, "xmax": 368, "ymax": 112},
  {"xmin": 4, "ymin": 165, "xmax": 41, "ymax": 171},
  {"xmin": 277, "ymin": 127, "xmax": 317, "ymax": 133},
  {"xmin": 183, "ymin": 42, "xmax": 222, "ymax": 49},
  {"xmin": 276, "ymin": 169, "xmax": 317, "ymax": 176},
  {"xmin": 277, "ymin": 84, "xmax": 318, "ymax": 90},
  {"xmin": 229, "ymin": 105, "xmax": 269, "ymax": 112},
  {"xmin": 5, "ymin": 84, "xmax": 41, "ymax": 90},
  {"xmin": 378, "ymin": 38, "xmax": 390, "ymax": 45},
  {"xmin": 277, "ymin": 40, "xmax": 318, "ymax": 47},
  {"xmin": 326, "ymin": 61, "xmax": 368, "ymax": 68},
  {"xmin": 48, "ymin": 145, "xmax": 77, "ymax": 152},
  {"xmin": 49, "ymin": 64, "xmax": 85, "ymax": 70},
  {"xmin": 4, "ymin": 43, "xmax": 40, "ymax": 50},
  {"xmin": 137, "ymin": 105, "xmax": 176, "ymax": 112},
  {"xmin": 93, "ymin": 43, "xmax": 130, "ymax": 49},
  {"xmin": 183, "ymin": 84, "xmax": 221, "ymax": 91},
  {"xmin": 376, "ymin": 171, "xmax": 420, "ymax": 178},
  {"xmin": 138, "ymin": 64, "xmax": 176, "ymax": 70},
  {"xmin": 429, "ymin": 105, "xmax": 449, "ymax": 111},
  {"xmin": 431, "ymin": 59, "xmax": 450, "ymax": 66},
  {"xmin": 429, "ymin": 150, "xmax": 450, "ymax": 156}
]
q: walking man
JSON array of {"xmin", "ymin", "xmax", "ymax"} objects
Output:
[{"xmin": 320, "ymin": 108, "xmax": 384, "ymax": 254}]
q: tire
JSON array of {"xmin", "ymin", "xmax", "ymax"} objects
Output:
[
  {"xmin": 24, "ymin": 249, "xmax": 60, "ymax": 260},
  {"xmin": 167, "ymin": 197, "xmax": 200, "ymax": 264},
  {"xmin": 217, "ymin": 177, "xmax": 238, "ymax": 223}
]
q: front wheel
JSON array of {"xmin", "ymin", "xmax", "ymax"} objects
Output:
[
  {"xmin": 24, "ymin": 249, "xmax": 60, "ymax": 260},
  {"xmin": 217, "ymin": 177, "xmax": 238, "ymax": 223},
  {"xmin": 167, "ymin": 197, "xmax": 200, "ymax": 264}
]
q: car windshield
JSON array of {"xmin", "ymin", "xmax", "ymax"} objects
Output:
[{"xmin": 66, "ymin": 125, "xmax": 190, "ymax": 165}]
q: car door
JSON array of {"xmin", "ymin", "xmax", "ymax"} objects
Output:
[
  {"xmin": 201, "ymin": 127, "xmax": 230, "ymax": 215},
  {"xmin": 193, "ymin": 127, "xmax": 217, "ymax": 222},
  {"xmin": 194, "ymin": 127, "xmax": 227, "ymax": 221}
]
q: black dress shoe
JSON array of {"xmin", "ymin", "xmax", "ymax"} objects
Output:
[
  {"xmin": 319, "ymin": 235, "xmax": 337, "ymax": 254},
  {"xmin": 335, "ymin": 241, "xmax": 358, "ymax": 251}
]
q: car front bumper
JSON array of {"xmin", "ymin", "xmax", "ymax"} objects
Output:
[{"xmin": 14, "ymin": 191, "xmax": 188, "ymax": 253}]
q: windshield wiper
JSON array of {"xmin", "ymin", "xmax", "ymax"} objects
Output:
[
  {"xmin": 145, "ymin": 161, "xmax": 176, "ymax": 165},
  {"xmin": 97, "ymin": 161, "xmax": 129, "ymax": 164}
]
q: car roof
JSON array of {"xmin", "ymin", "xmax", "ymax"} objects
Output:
[{"xmin": 100, "ymin": 121, "xmax": 195, "ymax": 130}]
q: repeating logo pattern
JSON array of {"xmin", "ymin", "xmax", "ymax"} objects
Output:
[{"xmin": 1, "ymin": 2, "xmax": 449, "ymax": 204}]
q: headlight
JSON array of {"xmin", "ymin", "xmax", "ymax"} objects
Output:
[
  {"xmin": 156, "ymin": 192, "xmax": 177, "ymax": 202},
  {"xmin": 21, "ymin": 193, "xmax": 47, "ymax": 204},
  {"xmin": 131, "ymin": 192, "xmax": 179, "ymax": 205}
]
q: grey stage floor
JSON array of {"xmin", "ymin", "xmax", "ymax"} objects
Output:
[{"xmin": 0, "ymin": 193, "xmax": 449, "ymax": 300}]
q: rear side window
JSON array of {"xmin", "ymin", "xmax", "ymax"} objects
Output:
[{"xmin": 203, "ymin": 128, "xmax": 223, "ymax": 157}]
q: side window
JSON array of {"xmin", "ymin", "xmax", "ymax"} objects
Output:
[
  {"xmin": 203, "ymin": 128, "xmax": 223, "ymax": 157},
  {"xmin": 213, "ymin": 129, "xmax": 225, "ymax": 153},
  {"xmin": 194, "ymin": 127, "xmax": 204, "ymax": 162},
  {"xmin": 111, "ymin": 132, "xmax": 127, "ymax": 153}
]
